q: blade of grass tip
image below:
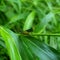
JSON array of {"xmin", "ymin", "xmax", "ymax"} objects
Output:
[
  {"xmin": 23, "ymin": 11, "xmax": 35, "ymax": 31},
  {"xmin": 0, "ymin": 26, "xmax": 22, "ymax": 60}
]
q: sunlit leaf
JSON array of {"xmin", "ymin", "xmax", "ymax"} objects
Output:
[
  {"xmin": 23, "ymin": 11, "xmax": 35, "ymax": 31},
  {"xmin": 0, "ymin": 26, "xmax": 22, "ymax": 60}
]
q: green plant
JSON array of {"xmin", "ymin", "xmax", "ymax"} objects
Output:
[{"xmin": 0, "ymin": 0, "xmax": 60, "ymax": 60}]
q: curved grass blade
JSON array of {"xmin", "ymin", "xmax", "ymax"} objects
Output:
[{"xmin": 0, "ymin": 26, "xmax": 22, "ymax": 60}]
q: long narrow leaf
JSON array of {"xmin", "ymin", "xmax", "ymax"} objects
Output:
[{"xmin": 0, "ymin": 26, "xmax": 22, "ymax": 60}]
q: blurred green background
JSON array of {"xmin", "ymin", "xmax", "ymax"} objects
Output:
[{"xmin": 0, "ymin": 0, "xmax": 60, "ymax": 60}]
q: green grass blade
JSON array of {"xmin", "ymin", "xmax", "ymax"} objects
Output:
[
  {"xmin": 33, "ymin": 12, "xmax": 54, "ymax": 34},
  {"xmin": 0, "ymin": 26, "xmax": 22, "ymax": 60}
]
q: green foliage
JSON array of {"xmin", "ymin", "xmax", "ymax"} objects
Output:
[
  {"xmin": 23, "ymin": 11, "xmax": 35, "ymax": 31},
  {"xmin": 0, "ymin": 26, "xmax": 22, "ymax": 60},
  {"xmin": 0, "ymin": 0, "xmax": 60, "ymax": 60}
]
